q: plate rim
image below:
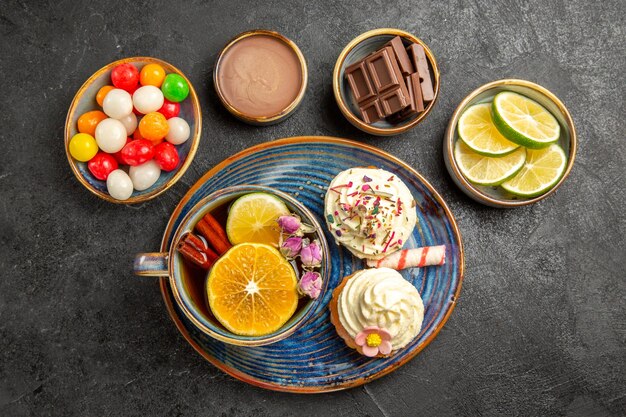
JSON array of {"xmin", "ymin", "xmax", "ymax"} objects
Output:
[{"xmin": 158, "ymin": 135, "xmax": 465, "ymax": 393}]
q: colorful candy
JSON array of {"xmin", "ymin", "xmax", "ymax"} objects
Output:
[
  {"xmin": 95, "ymin": 118, "xmax": 127, "ymax": 153},
  {"xmin": 154, "ymin": 142, "xmax": 179, "ymax": 171},
  {"xmin": 87, "ymin": 152, "xmax": 118, "ymax": 180},
  {"xmin": 69, "ymin": 133, "xmax": 98, "ymax": 162},
  {"xmin": 129, "ymin": 160, "xmax": 161, "ymax": 191},
  {"xmin": 103, "ymin": 89, "xmax": 133, "ymax": 119},
  {"xmin": 157, "ymin": 99, "xmax": 180, "ymax": 119},
  {"xmin": 139, "ymin": 112, "xmax": 169, "ymax": 142},
  {"xmin": 140, "ymin": 63, "xmax": 166, "ymax": 87},
  {"xmin": 77, "ymin": 110, "xmax": 107, "ymax": 136},
  {"xmin": 117, "ymin": 113, "xmax": 138, "ymax": 136},
  {"xmin": 161, "ymin": 74, "xmax": 189, "ymax": 102},
  {"xmin": 133, "ymin": 85, "xmax": 164, "ymax": 114},
  {"xmin": 96, "ymin": 85, "xmax": 115, "ymax": 107},
  {"xmin": 120, "ymin": 139, "xmax": 154, "ymax": 166},
  {"xmin": 111, "ymin": 63, "xmax": 140, "ymax": 93},
  {"xmin": 165, "ymin": 117, "xmax": 190, "ymax": 145},
  {"xmin": 107, "ymin": 169, "xmax": 134, "ymax": 200}
]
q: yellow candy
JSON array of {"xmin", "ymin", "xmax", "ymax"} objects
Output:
[{"xmin": 69, "ymin": 133, "xmax": 98, "ymax": 162}]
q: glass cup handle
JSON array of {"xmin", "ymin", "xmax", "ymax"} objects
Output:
[{"xmin": 133, "ymin": 252, "xmax": 169, "ymax": 277}]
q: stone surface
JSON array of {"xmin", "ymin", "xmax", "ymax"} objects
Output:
[{"xmin": 0, "ymin": 0, "xmax": 624, "ymax": 416}]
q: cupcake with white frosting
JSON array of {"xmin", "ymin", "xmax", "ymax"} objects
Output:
[
  {"xmin": 324, "ymin": 167, "xmax": 417, "ymax": 260},
  {"xmin": 329, "ymin": 267, "xmax": 424, "ymax": 357}
]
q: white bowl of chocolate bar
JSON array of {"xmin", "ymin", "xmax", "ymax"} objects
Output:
[{"xmin": 333, "ymin": 28, "xmax": 441, "ymax": 136}]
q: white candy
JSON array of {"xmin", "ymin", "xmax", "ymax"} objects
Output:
[
  {"xmin": 117, "ymin": 112, "xmax": 137, "ymax": 135},
  {"xmin": 103, "ymin": 88, "xmax": 133, "ymax": 119},
  {"xmin": 132, "ymin": 85, "xmax": 164, "ymax": 114},
  {"xmin": 165, "ymin": 117, "xmax": 190, "ymax": 145},
  {"xmin": 95, "ymin": 118, "xmax": 127, "ymax": 153},
  {"xmin": 129, "ymin": 160, "xmax": 161, "ymax": 191},
  {"xmin": 106, "ymin": 169, "xmax": 133, "ymax": 200}
]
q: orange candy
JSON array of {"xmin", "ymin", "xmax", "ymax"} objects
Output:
[
  {"xmin": 77, "ymin": 110, "xmax": 107, "ymax": 136},
  {"xmin": 138, "ymin": 112, "xmax": 169, "ymax": 142},
  {"xmin": 140, "ymin": 64, "xmax": 166, "ymax": 87},
  {"xmin": 134, "ymin": 124, "xmax": 163, "ymax": 146},
  {"xmin": 96, "ymin": 85, "xmax": 115, "ymax": 107}
]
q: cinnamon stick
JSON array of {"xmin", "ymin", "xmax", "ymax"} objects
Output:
[
  {"xmin": 195, "ymin": 217, "xmax": 232, "ymax": 255},
  {"xmin": 201, "ymin": 213, "xmax": 229, "ymax": 243},
  {"xmin": 176, "ymin": 232, "xmax": 219, "ymax": 269},
  {"xmin": 185, "ymin": 232, "xmax": 219, "ymax": 263}
]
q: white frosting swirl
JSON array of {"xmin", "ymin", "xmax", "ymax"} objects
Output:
[
  {"xmin": 325, "ymin": 168, "xmax": 417, "ymax": 260},
  {"xmin": 337, "ymin": 268, "xmax": 424, "ymax": 350}
]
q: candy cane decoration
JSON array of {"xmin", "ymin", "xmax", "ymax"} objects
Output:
[{"xmin": 366, "ymin": 245, "xmax": 446, "ymax": 270}]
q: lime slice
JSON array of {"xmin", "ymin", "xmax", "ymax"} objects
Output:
[
  {"xmin": 226, "ymin": 193, "xmax": 290, "ymax": 246},
  {"xmin": 454, "ymin": 140, "xmax": 526, "ymax": 186},
  {"xmin": 458, "ymin": 103, "xmax": 519, "ymax": 156},
  {"xmin": 501, "ymin": 144, "xmax": 567, "ymax": 197},
  {"xmin": 492, "ymin": 91, "xmax": 560, "ymax": 149}
]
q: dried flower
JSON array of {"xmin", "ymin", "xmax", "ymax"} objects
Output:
[
  {"xmin": 280, "ymin": 236, "xmax": 302, "ymax": 259},
  {"xmin": 355, "ymin": 326, "xmax": 392, "ymax": 357},
  {"xmin": 298, "ymin": 271, "xmax": 322, "ymax": 299},
  {"xmin": 277, "ymin": 214, "xmax": 316, "ymax": 236},
  {"xmin": 278, "ymin": 215, "xmax": 301, "ymax": 234},
  {"xmin": 300, "ymin": 239, "xmax": 322, "ymax": 269}
]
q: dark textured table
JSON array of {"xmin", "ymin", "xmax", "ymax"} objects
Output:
[{"xmin": 1, "ymin": 1, "xmax": 624, "ymax": 416}]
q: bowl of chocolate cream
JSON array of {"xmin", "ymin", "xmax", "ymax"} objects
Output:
[{"xmin": 214, "ymin": 30, "xmax": 308, "ymax": 125}]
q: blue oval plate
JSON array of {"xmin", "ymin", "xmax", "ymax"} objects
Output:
[{"xmin": 159, "ymin": 136, "xmax": 464, "ymax": 392}]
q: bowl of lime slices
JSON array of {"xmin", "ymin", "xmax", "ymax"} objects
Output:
[{"xmin": 444, "ymin": 79, "xmax": 577, "ymax": 208}]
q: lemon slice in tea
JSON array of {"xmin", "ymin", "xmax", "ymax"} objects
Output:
[{"xmin": 226, "ymin": 192, "xmax": 290, "ymax": 246}]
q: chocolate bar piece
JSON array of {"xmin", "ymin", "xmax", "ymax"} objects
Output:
[
  {"xmin": 380, "ymin": 88, "xmax": 408, "ymax": 115},
  {"xmin": 407, "ymin": 44, "xmax": 434, "ymax": 101},
  {"xmin": 386, "ymin": 36, "xmax": 414, "ymax": 76},
  {"xmin": 359, "ymin": 99, "xmax": 384, "ymax": 124},
  {"xmin": 409, "ymin": 72, "xmax": 425, "ymax": 112},
  {"xmin": 365, "ymin": 46, "xmax": 410, "ymax": 113},
  {"xmin": 345, "ymin": 61, "xmax": 376, "ymax": 104},
  {"xmin": 387, "ymin": 72, "xmax": 425, "ymax": 123},
  {"xmin": 365, "ymin": 47, "xmax": 401, "ymax": 93}
]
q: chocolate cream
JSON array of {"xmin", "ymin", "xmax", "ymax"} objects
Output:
[{"xmin": 217, "ymin": 35, "xmax": 303, "ymax": 118}]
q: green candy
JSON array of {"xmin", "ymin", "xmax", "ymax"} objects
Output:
[{"xmin": 161, "ymin": 73, "xmax": 189, "ymax": 102}]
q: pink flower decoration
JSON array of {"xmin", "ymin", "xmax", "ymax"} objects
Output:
[{"xmin": 354, "ymin": 326, "xmax": 393, "ymax": 357}]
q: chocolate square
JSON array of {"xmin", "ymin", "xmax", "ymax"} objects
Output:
[
  {"xmin": 359, "ymin": 99, "xmax": 384, "ymax": 124},
  {"xmin": 380, "ymin": 88, "xmax": 408, "ymax": 116},
  {"xmin": 365, "ymin": 47, "xmax": 401, "ymax": 93},
  {"xmin": 345, "ymin": 61, "xmax": 376, "ymax": 104}
]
